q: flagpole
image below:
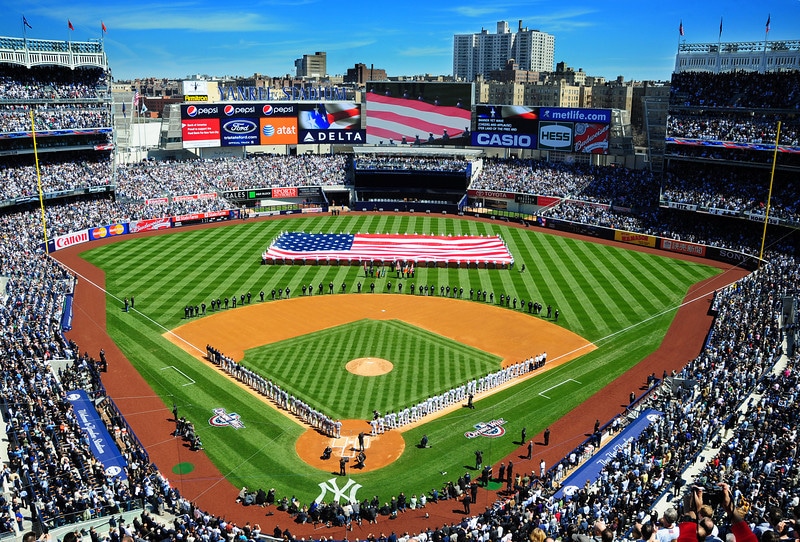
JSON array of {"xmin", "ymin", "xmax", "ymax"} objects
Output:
[
  {"xmin": 762, "ymin": 15, "xmax": 770, "ymax": 74},
  {"xmin": 716, "ymin": 17, "xmax": 723, "ymax": 74},
  {"xmin": 758, "ymin": 121, "xmax": 781, "ymax": 266},
  {"xmin": 30, "ymin": 110, "xmax": 49, "ymax": 255}
]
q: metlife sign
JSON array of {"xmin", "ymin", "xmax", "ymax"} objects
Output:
[
  {"xmin": 538, "ymin": 122, "xmax": 573, "ymax": 151},
  {"xmin": 539, "ymin": 107, "xmax": 611, "ymax": 124}
]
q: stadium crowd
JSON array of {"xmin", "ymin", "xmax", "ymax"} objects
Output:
[
  {"xmin": 669, "ymin": 70, "xmax": 800, "ymax": 109},
  {"xmin": 0, "ymin": 155, "xmax": 112, "ymax": 201},
  {"xmin": 2, "ymin": 65, "xmax": 800, "ymax": 542},
  {"xmin": 667, "ymin": 113, "xmax": 799, "ymax": 148},
  {"xmin": 470, "ymin": 159, "xmax": 657, "ymax": 208},
  {"xmin": 0, "ymin": 104, "xmax": 111, "ymax": 134},
  {"xmin": 355, "ymin": 156, "xmax": 469, "ymax": 172}
]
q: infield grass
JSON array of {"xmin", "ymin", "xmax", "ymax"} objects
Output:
[{"xmin": 81, "ymin": 214, "xmax": 723, "ymax": 504}]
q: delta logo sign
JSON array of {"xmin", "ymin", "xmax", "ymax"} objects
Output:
[{"xmin": 465, "ymin": 418, "xmax": 507, "ymax": 439}]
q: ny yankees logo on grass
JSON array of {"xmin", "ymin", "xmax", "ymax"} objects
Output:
[{"xmin": 315, "ymin": 477, "xmax": 362, "ymax": 503}]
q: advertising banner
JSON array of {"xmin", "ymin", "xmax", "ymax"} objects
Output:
[
  {"xmin": 220, "ymin": 118, "xmax": 260, "ymax": 146},
  {"xmin": 614, "ymin": 230, "xmax": 656, "ymax": 247},
  {"xmin": 539, "ymin": 107, "xmax": 611, "ymax": 124},
  {"xmin": 467, "ymin": 189, "xmax": 514, "ymax": 200},
  {"xmin": 182, "ymin": 118, "xmax": 221, "ymax": 148},
  {"xmin": 660, "ymin": 238, "xmax": 707, "ymax": 257},
  {"xmin": 271, "ymin": 187, "xmax": 299, "ymax": 198},
  {"xmin": 472, "ymin": 105, "xmax": 538, "ymax": 149},
  {"xmin": 54, "ymin": 230, "xmax": 90, "ymax": 251},
  {"xmin": 130, "ymin": 217, "xmax": 172, "ymax": 233},
  {"xmin": 572, "ymin": 123, "xmax": 610, "ymax": 154},
  {"xmin": 538, "ymin": 122, "xmax": 574, "ymax": 152},
  {"xmin": 298, "ymin": 102, "xmax": 366, "ymax": 144},
  {"xmin": 88, "ymin": 223, "xmax": 128, "ymax": 241},
  {"xmin": 553, "ymin": 409, "xmax": 662, "ymax": 500},
  {"xmin": 259, "ymin": 117, "xmax": 298, "ymax": 145},
  {"xmin": 66, "ymin": 389, "xmax": 128, "ymax": 480},
  {"xmin": 172, "ymin": 193, "xmax": 217, "ymax": 202}
]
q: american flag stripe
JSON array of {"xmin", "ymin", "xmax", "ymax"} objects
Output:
[
  {"xmin": 327, "ymin": 105, "xmax": 361, "ymax": 128},
  {"xmin": 366, "ymin": 92, "xmax": 471, "ymax": 144},
  {"xmin": 265, "ymin": 233, "xmax": 513, "ymax": 264}
]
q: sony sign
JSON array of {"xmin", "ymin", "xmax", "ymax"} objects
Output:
[{"xmin": 538, "ymin": 123, "xmax": 573, "ymax": 150}]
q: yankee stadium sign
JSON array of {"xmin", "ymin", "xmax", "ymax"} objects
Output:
[{"xmin": 219, "ymin": 85, "xmax": 349, "ymax": 101}]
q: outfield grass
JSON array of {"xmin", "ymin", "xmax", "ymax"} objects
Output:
[{"xmin": 81, "ymin": 215, "xmax": 721, "ymax": 504}]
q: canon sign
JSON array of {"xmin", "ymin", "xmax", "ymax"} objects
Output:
[
  {"xmin": 539, "ymin": 124, "xmax": 572, "ymax": 148},
  {"xmin": 54, "ymin": 231, "xmax": 90, "ymax": 250}
]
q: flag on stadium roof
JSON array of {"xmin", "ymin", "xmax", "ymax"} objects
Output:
[
  {"xmin": 102, "ymin": 21, "xmax": 107, "ymax": 33},
  {"xmin": 23, "ymin": 16, "xmax": 32, "ymax": 29},
  {"xmin": 679, "ymin": 20, "xmax": 684, "ymax": 37},
  {"xmin": 68, "ymin": 19, "xmax": 74, "ymax": 31},
  {"xmin": 264, "ymin": 232, "xmax": 513, "ymax": 265},
  {"xmin": 765, "ymin": 14, "xmax": 771, "ymax": 34}
]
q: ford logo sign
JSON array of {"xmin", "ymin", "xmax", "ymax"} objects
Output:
[{"xmin": 223, "ymin": 120, "xmax": 257, "ymax": 133}]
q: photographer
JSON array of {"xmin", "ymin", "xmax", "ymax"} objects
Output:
[{"xmin": 679, "ymin": 484, "xmax": 757, "ymax": 542}]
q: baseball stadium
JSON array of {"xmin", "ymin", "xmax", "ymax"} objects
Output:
[{"xmin": 1, "ymin": 33, "xmax": 799, "ymax": 542}]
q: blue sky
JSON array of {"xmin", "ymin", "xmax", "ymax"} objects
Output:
[{"xmin": 5, "ymin": 0, "xmax": 800, "ymax": 82}]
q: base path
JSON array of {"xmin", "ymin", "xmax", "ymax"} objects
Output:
[{"xmin": 166, "ymin": 294, "xmax": 592, "ymax": 367}]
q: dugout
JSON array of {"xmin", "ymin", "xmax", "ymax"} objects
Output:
[{"xmin": 351, "ymin": 146, "xmax": 483, "ymax": 210}]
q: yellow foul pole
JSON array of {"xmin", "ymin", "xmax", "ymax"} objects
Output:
[
  {"xmin": 758, "ymin": 121, "xmax": 781, "ymax": 264},
  {"xmin": 31, "ymin": 109, "xmax": 49, "ymax": 255}
]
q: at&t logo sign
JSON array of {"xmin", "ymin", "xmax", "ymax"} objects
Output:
[{"xmin": 465, "ymin": 418, "xmax": 507, "ymax": 439}]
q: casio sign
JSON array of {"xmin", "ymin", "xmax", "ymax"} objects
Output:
[
  {"xmin": 223, "ymin": 120, "xmax": 257, "ymax": 134},
  {"xmin": 476, "ymin": 133, "xmax": 533, "ymax": 148},
  {"xmin": 539, "ymin": 124, "xmax": 572, "ymax": 147}
]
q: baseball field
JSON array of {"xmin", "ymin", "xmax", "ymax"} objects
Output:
[{"xmin": 58, "ymin": 213, "xmax": 738, "ymax": 528}]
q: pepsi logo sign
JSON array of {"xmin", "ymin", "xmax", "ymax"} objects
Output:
[
  {"xmin": 224, "ymin": 104, "xmax": 235, "ymax": 116},
  {"xmin": 186, "ymin": 105, "xmax": 198, "ymax": 117},
  {"xmin": 262, "ymin": 104, "xmax": 273, "ymax": 115}
]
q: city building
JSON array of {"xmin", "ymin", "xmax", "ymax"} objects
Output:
[
  {"xmin": 295, "ymin": 51, "xmax": 327, "ymax": 78},
  {"xmin": 344, "ymin": 63, "xmax": 388, "ymax": 85},
  {"xmin": 453, "ymin": 20, "xmax": 554, "ymax": 82}
]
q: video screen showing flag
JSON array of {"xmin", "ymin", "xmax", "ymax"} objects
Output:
[
  {"xmin": 264, "ymin": 232, "xmax": 513, "ymax": 265},
  {"xmin": 366, "ymin": 82, "xmax": 473, "ymax": 146},
  {"xmin": 298, "ymin": 102, "xmax": 366, "ymax": 144},
  {"xmin": 472, "ymin": 105, "xmax": 539, "ymax": 149}
]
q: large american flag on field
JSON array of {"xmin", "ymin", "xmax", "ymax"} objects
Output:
[
  {"xmin": 366, "ymin": 92, "xmax": 472, "ymax": 145},
  {"xmin": 264, "ymin": 232, "xmax": 513, "ymax": 264}
]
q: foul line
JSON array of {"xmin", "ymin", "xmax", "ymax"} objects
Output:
[
  {"xmin": 538, "ymin": 378, "xmax": 581, "ymax": 399},
  {"xmin": 161, "ymin": 365, "xmax": 196, "ymax": 386}
]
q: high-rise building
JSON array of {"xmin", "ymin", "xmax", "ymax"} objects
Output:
[
  {"xmin": 294, "ymin": 51, "xmax": 327, "ymax": 78},
  {"xmin": 453, "ymin": 21, "xmax": 554, "ymax": 82}
]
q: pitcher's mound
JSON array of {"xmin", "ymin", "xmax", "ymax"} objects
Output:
[{"xmin": 346, "ymin": 357, "xmax": 393, "ymax": 376}]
